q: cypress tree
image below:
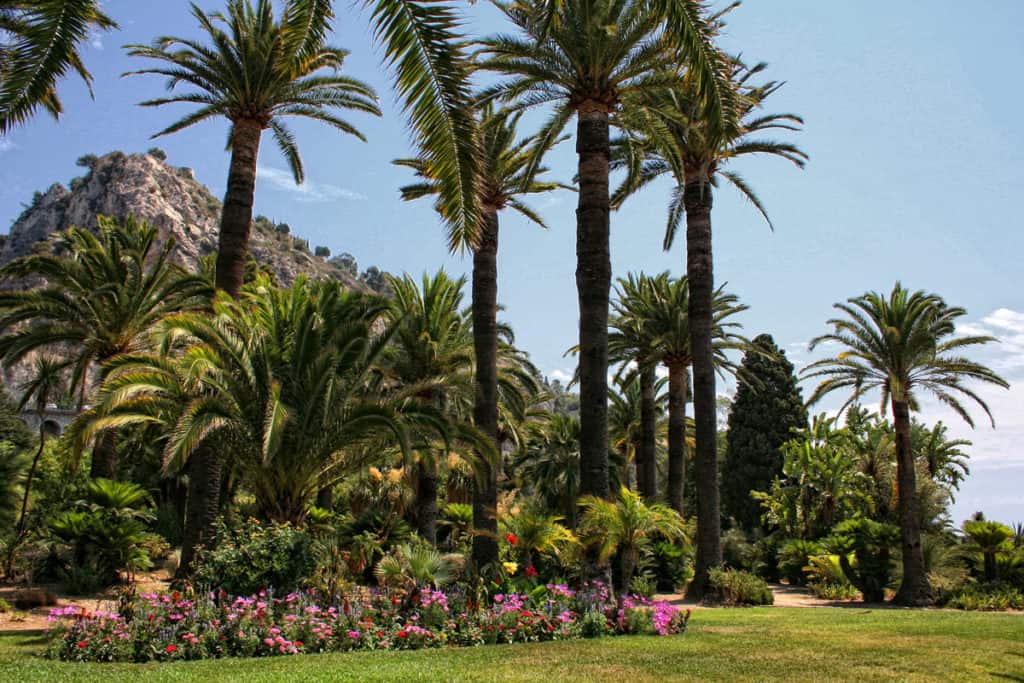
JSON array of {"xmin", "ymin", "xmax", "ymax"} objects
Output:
[{"xmin": 721, "ymin": 334, "xmax": 807, "ymax": 530}]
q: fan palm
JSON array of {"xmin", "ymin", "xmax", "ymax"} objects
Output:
[
  {"xmin": 0, "ymin": 0, "xmax": 117, "ymax": 132},
  {"xmin": 394, "ymin": 102, "xmax": 564, "ymax": 567},
  {"xmin": 579, "ymin": 485, "xmax": 686, "ymax": 589},
  {"xmin": 0, "ymin": 216, "xmax": 210, "ymax": 478},
  {"xmin": 125, "ymin": 0, "xmax": 381, "ymax": 297},
  {"xmin": 612, "ymin": 61, "xmax": 804, "ymax": 597},
  {"xmin": 478, "ymin": 0, "xmax": 732, "ymax": 503},
  {"xmin": 804, "ymin": 283, "xmax": 1009, "ymax": 605}
]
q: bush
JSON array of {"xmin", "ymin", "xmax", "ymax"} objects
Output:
[
  {"xmin": 13, "ymin": 588, "xmax": 57, "ymax": 610},
  {"xmin": 939, "ymin": 582, "xmax": 1024, "ymax": 611},
  {"xmin": 314, "ymin": 245, "xmax": 330, "ymax": 258},
  {"xmin": 147, "ymin": 147, "xmax": 167, "ymax": 161},
  {"xmin": 647, "ymin": 540, "xmax": 693, "ymax": 591},
  {"xmin": 193, "ymin": 518, "xmax": 314, "ymax": 596},
  {"xmin": 706, "ymin": 568, "xmax": 774, "ymax": 606},
  {"xmin": 628, "ymin": 574, "xmax": 657, "ymax": 600},
  {"xmin": 777, "ymin": 539, "xmax": 823, "ymax": 586},
  {"xmin": 824, "ymin": 519, "xmax": 898, "ymax": 603}
]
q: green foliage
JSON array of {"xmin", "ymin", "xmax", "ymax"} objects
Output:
[
  {"xmin": 329, "ymin": 253, "xmax": 359, "ymax": 278},
  {"xmin": 628, "ymin": 574, "xmax": 657, "ymax": 600},
  {"xmin": 722, "ymin": 334, "xmax": 807, "ymax": 530},
  {"xmin": 147, "ymin": 147, "xmax": 167, "ymax": 161},
  {"xmin": 48, "ymin": 479, "xmax": 156, "ymax": 592},
  {"xmin": 939, "ymin": 582, "xmax": 1024, "ymax": 611},
  {"xmin": 646, "ymin": 538, "xmax": 694, "ymax": 592},
  {"xmin": 824, "ymin": 519, "xmax": 899, "ymax": 603},
  {"xmin": 804, "ymin": 554, "xmax": 859, "ymax": 600},
  {"xmin": 193, "ymin": 518, "xmax": 314, "ymax": 596},
  {"xmin": 314, "ymin": 245, "xmax": 331, "ymax": 258},
  {"xmin": 373, "ymin": 542, "xmax": 460, "ymax": 589},
  {"xmin": 777, "ymin": 539, "xmax": 824, "ymax": 586},
  {"xmin": 706, "ymin": 568, "xmax": 774, "ymax": 606},
  {"xmin": 0, "ymin": 1, "xmax": 117, "ymax": 132},
  {"xmin": 963, "ymin": 520, "xmax": 1014, "ymax": 582}
]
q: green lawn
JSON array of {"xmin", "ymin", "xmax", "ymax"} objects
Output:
[{"xmin": 1, "ymin": 607, "xmax": 1021, "ymax": 682}]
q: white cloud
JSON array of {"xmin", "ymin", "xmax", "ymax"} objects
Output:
[
  {"xmin": 89, "ymin": 29, "xmax": 104, "ymax": 50},
  {"xmin": 256, "ymin": 165, "xmax": 367, "ymax": 202},
  {"xmin": 0, "ymin": 136, "xmax": 15, "ymax": 153},
  {"xmin": 548, "ymin": 368, "xmax": 573, "ymax": 385}
]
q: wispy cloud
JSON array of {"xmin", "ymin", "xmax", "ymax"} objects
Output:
[
  {"xmin": 257, "ymin": 165, "xmax": 367, "ymax": 203},
  {"xmin": 0, "ymin": 136, "xmax": 15, "ymax": 153},
  {"xmin": 548, "ymin": 368, "xmax": 573, "ymax": 385}
]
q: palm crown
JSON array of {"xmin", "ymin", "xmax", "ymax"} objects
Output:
[
  {"xmin": 803, "ymin": 282, "xmax": 1008, "ymax": 426},
  {"xmin": 125, "ymin": 0, "xmax": 381, "ymax": 185}
]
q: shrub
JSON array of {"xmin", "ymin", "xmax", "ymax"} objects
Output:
[
  {"xmin": 804, "ymin": 554, "xmax": 859, "ymax": 601},
  {"xmin": 627, "ymin": 575, "xmax": 657, "ymax": 600},
  {"xmin": 824, "ymin": 519, "xmax": 898, "ymax": 603},
  {"xmin": 147, "ymin": 147, "xmax": 167, "ymax": 161},
  {"xmin": 706, "ymin": 568, "xmax": 774, "ymax": 606},
  {"xmin": 314, "ymin": 245, "xmax": 330, "ymax": 258},
  {"xmin": 647, "ymin": 539, "xmax": 693, "ymax": 592},
  {"xmin": 939, "ymin": 582, "xmax": 1024, "ymax": 611},
  {"xmin": 777, "ymin": 539, "xmax": 823, "ymax": 586},
  {"xmin": 0, "ymin": 598, "xmax": 10, "ymax": 613},
  {"xmin": 193, "ymin": 518, "xmax": 314, "ymax": 596}
]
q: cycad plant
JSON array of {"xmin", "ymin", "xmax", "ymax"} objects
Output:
[
  {"xmin": 578, "ymin": 486, "xmax": 687, "ymax": 590},
  {"xmin": 962, "ymin": 520, "xmax": 1013, "ymax": 582},
  {"xmin": 0, "ymin": 0, "xmax": 117, "ymax": 131},
  {"xmin": 804, "ymin": 283, "xmax": 1008, "ymax": 605}
]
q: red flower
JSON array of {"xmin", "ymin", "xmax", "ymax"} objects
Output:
[
  {"xmin": 294, "ymin": 640, "xmax": 303, "ymax": 648},
  {"xmin": 77, "ymin": 640, "xmax": 88, "ymax": 649},
  {"xmin": 376, "ymin": 631, "xmax": 383, "ymax": 637},
  {"xmin": 524, "ymin": 565, "xmax": 538, "ymax": 577},
  {"xmin": 165, "ymin": 644, "xmax": 178, "ymax": 654},
  {"xmin": 505, "ymin": 534, "xmax": 518, "ymax": 545},
  {"xmin": 397, "ymin": 631, "xmax": 408, "ymax": 638}
]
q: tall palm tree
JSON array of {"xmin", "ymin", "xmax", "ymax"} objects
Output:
[
  {"xmin": 613, "ymin": 62, "xmax": 805, "ymax": 597},
  {"xmin": 607, "ymin": 372, "xmax": 667, "ymax": 495},
  {"xmin": 394, "ymin": 103, "xmax": 565, "ymax": 568},
  {"xmin": 125, "ymin": 0, "xmax": 381, "ymax": 297},
  {"xmin": 0, "ymin": 0, "xmax": 117, "ymax": 132},
  {"xmin": 804, "ymin": 283, "xmax": 1008, "ymax": 605},
  {"xmin": 609, "ymin": 273, "xmax": 662, "ymax": 500},
  {"xmin": 0, "ymin": 216, "xmax": 210, "ymax": 478},
  {"xmin": 621, "ymin": 273, "xmax": 748, "ymax": 515},
  {"xmin": 479, "ymin": 0, "xmax": 732, "ymax": 504}
]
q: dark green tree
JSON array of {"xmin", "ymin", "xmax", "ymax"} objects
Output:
[{"xmin": 721, "ymin": 334, "xmax": 806, "ymax": 530}]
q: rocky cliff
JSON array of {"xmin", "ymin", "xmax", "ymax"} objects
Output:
[{"xmin": 1, "ymin": 150, "xmax": 371, "ymax": 290}]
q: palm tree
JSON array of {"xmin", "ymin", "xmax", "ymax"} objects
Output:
[
  {"xmin": 0, "ymin": 216, "xmax": 210, "ymax": 478},
  {"xmin": 125, "ymin": 0, "xmax": 381, "ymax": 297},
  {"xmin": 578, "ymin": 485, "xmax": 686, "ymax": 589},
  {"xmin": 630, "ymin": 273, "xmax": 747, "ymax": 515},
  {"xmin": 609, "ymin": 273, "xmax": 663, "ymax": 500},
  {"xmin": 962, "ymin": 520, "xmax": 1013, "ymax": 583},
  {"xmin": 83, "ymin": 277, "xmax": 421, "ymax": 526},
  {"xmin": 479, "ymin": 0, "xmax": 732, "ymax": 504},
  {"xmin": 383, "ymin": 271, "xmax": 475, "ymax": 544},
  {"xmin": 913, "ymin": 421, "xmax": 971, "ymax": 495},
  {"xmin": 394, "ymin": 103, "xmax": 565, "ymax": 568},
  {"xmin": 804, "ymin": 283, "xmax": 1009, "ymax": 605},
  {"xmin": 612, "ymin": 61, "xmax": 805, "ymax": 597},
  {"xmin": 0, "ymin": 0, "xmax": 117, "ymax": 132},
  {"xmin": 607, "ymin": 372, "xmax": 667, "ymax": 495},
  {"xmin": 514, "ymin": 413, "xmax": 582, "ymax": 528}
]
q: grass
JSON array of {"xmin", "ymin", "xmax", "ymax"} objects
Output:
[{"xmin": 1, "ymin": 607, "xmax": 1022, "ymax": 682}]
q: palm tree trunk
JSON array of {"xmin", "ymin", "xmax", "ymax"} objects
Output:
[
  {"xmin": 638, "ymin": 364, "xmax": 657, "ymax": 500},
  {"xmin": 316, "ymin": 485, "xmax": 334, "ymax": 510},
  {"xmin": 667, "ymin": 362, "xmax": 687, "ymax": 515},
  {"xmin": 89, "ymin": 430, "xmax": 117, "ymax": 479},
  {"xmin": 683, "ymin": 177, "xmax": 721, "ymax": 599},
  {"xmin": 177, "ymin": 118, "xmax": 262, "ymax": 576},
  {"xmin": 215, "ymin": 117, "xmax": 262, "ymax": 297},
  {"xmin": 575, "ymin": 104, "xmax": 611, "ymax": 501},
  {"xmin": 176, "ymin": 445, "xmax": 222, "ymax": 580},
  {"xmin": 620, "ymin": 547, "xmax": 638, "ymax": 592},
  {"xmin": 415, "ymin": 460, "xmax": 439, "ymax": 544},
  {"xmin": 16, "ymin": 426, "xmax": 46, "ymax": 538},
  {"xmin": 471, "ymin": 209, "xmax": 501, "ymax": 570},
  {"xmin": 891, "ymin": 398, "xmax": 932, "ymax": 605}
]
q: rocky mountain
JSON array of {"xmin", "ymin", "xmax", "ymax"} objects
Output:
[{"xmin": 1, "ymin": 150, "xmax": 381, "ymax": 290}]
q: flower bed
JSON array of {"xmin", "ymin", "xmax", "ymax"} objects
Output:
[{"xmin": 46, "ymin": 582, "xmax": 689, "ymax": 662}]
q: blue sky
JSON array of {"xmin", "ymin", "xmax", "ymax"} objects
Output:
[{"xmin": 1, "ymin": 1, "xmax": 1021, "ymax": 523}]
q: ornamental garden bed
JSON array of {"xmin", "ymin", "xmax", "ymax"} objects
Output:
[{"xmin": 45, "ymin": 582, "xmax": 688, "ymax": 663}]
